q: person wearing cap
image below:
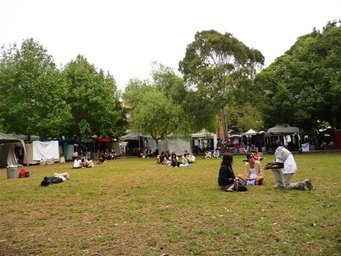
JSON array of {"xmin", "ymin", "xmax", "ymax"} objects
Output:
[
  {"xmin": 237, "ymin": 153, "xmax": 264, "ymax": 185},
  {"xmin": 264, "ymin": 142, "xmax": 313, "ymax": 190}
]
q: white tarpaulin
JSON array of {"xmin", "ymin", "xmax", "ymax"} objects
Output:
[
  {"xmin": 144, "ymin": 137, "xmax": 158, "ymax": 153},
  {"xmin": 7, "ymin": 143, "xmax": 19, "ymax": 166},
  {"xmin": 32, "ymin": 141, "xmax": 59, "ymax": 161},
  {"xmin": 158, "ymin": 138, "xmax": 191, "ymax": 155}
]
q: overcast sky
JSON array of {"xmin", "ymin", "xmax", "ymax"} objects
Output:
[{"xmin": 1, "ymin": 0, "xmax": 340, "ymax": 90}]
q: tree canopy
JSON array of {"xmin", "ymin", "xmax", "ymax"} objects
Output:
[
  {"xmin": 0, "ymin": 39, "xmax": 126, "ymax": 139},
  {"xmin": 0, "ymin": 38, "xmax": 71, "ymax": 137},
  {"xmin": 256, "ymin": 21, "xmax": 341, "ymax": 130},
  {"xmin": 179, "ymin": 30, "xmax": 264, "ymax": 136},
  {"xmin": 123, "ymin": 64, "xmax": 192, "ymax": 142},
  {"xmin": 63, "ymin": 55, "xmax": 126, "ymax": 141}
]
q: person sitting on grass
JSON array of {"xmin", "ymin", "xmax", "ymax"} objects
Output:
[
  {"xmin": 81, "ymin": 154, "xmax": 95, "ymax": 168},
  {"xmin": 213, "ymin": 148, "xmax": 220, "ymax": 158},
  {"xmin": 98, "ymin": 151, "xmax": 105, "ymax": 164},
  {"xmin": 204, "ymin": 150, "xmax": 212, "ymax": 159},
  {"xmin": 237, "ymin": 153, "xmax": 264, "ymax": 185},
  {"xmin": 73, "ymin": 157, "xmax": 83, "ymax": 169},
  {"xmin": 182, "ymin": 150, "xmax": 196, "ymax": 164},
  {"xmin": 218, "ymin": 153, "xmax": 236, "ymax": 192},
  {"xmin": 169, "ymin": 151, "xmax": 180, "ymax": 167}
]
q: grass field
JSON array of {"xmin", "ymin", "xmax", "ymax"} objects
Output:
[{"xmin": 0, "ymin": 153, "xmax": 340, "ymax": 256}]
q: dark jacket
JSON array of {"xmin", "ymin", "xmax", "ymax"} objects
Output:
[{"xmin": 218, "ymin": 165, "xmax": 235, "ymax": 187}]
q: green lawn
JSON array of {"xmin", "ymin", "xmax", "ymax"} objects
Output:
[{"xmin": 0, "ymin": 153, "xmax": 340, "ymax": 256}]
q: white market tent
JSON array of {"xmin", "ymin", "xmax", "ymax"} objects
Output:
[
  {"xmin": 267, "ymin": 124, "xmax": 301, "ymax": 151},
  {"xmin": 191, "ymin": 129, "xmax": 217, "ymax": 151},
  {"xmin": 158, "ymin": 137, "xmax": 191, "ymax": 155},
  {"xmin": 267, "ymin": 124, "xmax": 299, "ymax": 134},
  {"xmin": 241, "ymin": 129, "xmax": 258, "ymax": 137}
]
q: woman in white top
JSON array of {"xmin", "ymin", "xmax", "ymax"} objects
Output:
[{"xmin": 237, "ymin": 153, "xmax": 264, "ymax": 185}]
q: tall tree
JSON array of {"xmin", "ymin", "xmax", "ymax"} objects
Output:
[
  {"xmin": 179, "ymin": 30, "xmax": 264, "ymax": 137},
  {"xmin": 123, "ymin": 65, "xmax": 194, "ymax": 143},
  {"xmin": 131, "ymin": 88, "xmax": 186, "ymax": 143},
  {"xmin": 257, "ymin": 21, "xmax": 341, "ymax": 130},
  {"xmin": 63, "ymin": 55, "xmax": 126, "ymax": 142},
  {"xmin": 0, "ymin": 38, "xmax": 71, "ymax": 137},
  {"xmin": 151, "ymin": 62, "xmax": 216, "ymax": 132}
]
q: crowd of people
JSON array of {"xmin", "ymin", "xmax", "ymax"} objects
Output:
[
  {"xmin": 40, "ymin": 140, "xmax": 314, "ymax": 194},
  {"xmin": 156, "ymin": 150, "xmax": 196, "ymax": 167}
]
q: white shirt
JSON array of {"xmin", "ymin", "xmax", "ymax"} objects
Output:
[
  {"xmin": 73, "ymin": 159, "xmax": 82, "ymax": 168},
  {"xmin": 275, "ymin": 146, "xmax": 297, "ymax": 174}
]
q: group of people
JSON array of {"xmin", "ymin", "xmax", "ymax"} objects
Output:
[
  {"xmin": 156, "ymin": 150, "xmax": 196, "ymax": 167},
  {"xmin": 203, "ymin": 148, "xmax": 221, "ymax": 159},
  {"xmin": 218, "ymin": 141, "xmax": 313, "ymax": 192},
  {"xmin": 73, "ymin": 154, "xmax": 95, "ymax": 168}
]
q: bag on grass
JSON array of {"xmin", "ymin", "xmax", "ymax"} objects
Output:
[
  {"xmin": 19, "ymin": 169, "xmax": 30, "ymax": 178},
  {"xmin": 234, "ymin": 179, "xmax": 247, "ymax": 192}
]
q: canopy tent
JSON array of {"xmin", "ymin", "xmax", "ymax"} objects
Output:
[
  {"xmin": 267, "ymin": 124, "xmax": 300, "ymax": 151},
  {"xmin": 120, "ymin": 132, "xmax": 144, "ymax": 156},
  {"xmin": 241, "ymin": 129, "xmax": 258, "ymax": 137},
  {"xmin": 0, "ymin": 133, "xmax": 26, "ymax": 168},
  {"xmin": 158, "ymin": 137, "xmax": 191, "ymax": 155},
  {"xmin": 120, "ymin": 132, "xmax": 143, "ymax": 141},
  {"xmin": 267, "ymin": 124, "xmax": 299, "ymax": 134},
  {"xmin": 191, "ymin": 129, "xmax": 216, "ymax": 138},
  {"xmin": 191, "ymin": 129, "xmax": 217, "ymax": 153}
]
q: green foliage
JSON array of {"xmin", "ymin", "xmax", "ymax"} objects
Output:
[
  {"xmin": 257, "ymin": 21, "xmax": 341, "ymax": 130},
  {"xmin": 179, "ymin": 30, "xmax": 264, "ymax": 105},
  {"xmin": 0, "ymin": 38, "xmax": 72, "ymax": 137},
  {"xmin": 122, "ymin": 78, "xmax": 152, "ymax": 109},
  {"xmin": 224, "ymin": 103, "xmax": 264, "ymax": 132},
  {"xmin": 63, "ymin": 55, "xmax": 126, "ymax": 140},
  {"xmin": 152, "ymin": 62, "xmax": 216, "ymax": 133},
  {"xmin": 179, "ymin": 30, "xmax": 264, "ymax": 136},
  {"xmin": 123, "ymin": 64, "xmax": 215, "ymax": 140},
  {"xmin": 132, "ymin": 88, "xmax": 187, "ymax": 141}
]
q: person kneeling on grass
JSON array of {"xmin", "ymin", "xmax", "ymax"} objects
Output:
[
  {"xmin": 264, "ymin": 141, "xmax": 313, "ymax": 190},
  {"xmin": 40, "ymin": 172, "xmax": 70, "ymax": 187},
  {"xmin": 237, "ymin": 153, "xmax": 264, "ymax": 186},
  {"xmin": 218, "ymin": 153, "xmax": 247, "ymax": 192}
]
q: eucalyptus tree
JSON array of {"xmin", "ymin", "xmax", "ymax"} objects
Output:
[
  {"xmin": 256, "ymin": 21, "xmax": 341, "ymax": 131},
  {"xmin": 63, "ymin": 55, "xmax": 126, "ymax": 143},
  {"xmin": 151, "ymin": 63, "xmax": 216, "ymax": 132},
  {"xmin": 179, "ymin": 30, "xmax": 264, "ymax": 138},
  {"xmin": 0, "ymin": 38, "xmax": 71, "ymax": 137}
]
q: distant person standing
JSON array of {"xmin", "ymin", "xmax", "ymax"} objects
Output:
[{"xmin": 265, "ymin": 142, "xmax": 313, "ymax": 190}]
